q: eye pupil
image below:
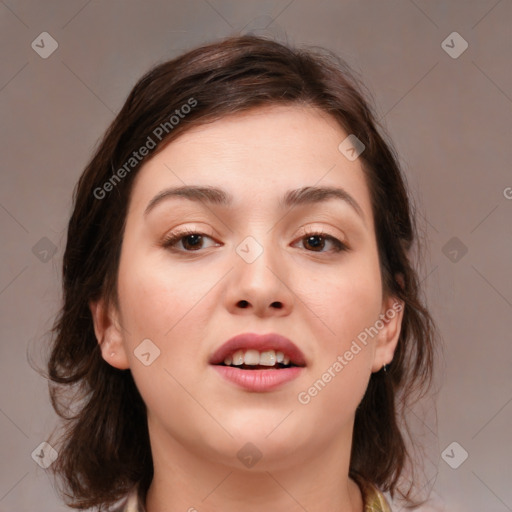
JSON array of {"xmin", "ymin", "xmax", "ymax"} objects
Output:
[
  {"xmin": 183, "ymin": 234, "xmax": 202, "ymax": 250},
  {"xmin": 305, "ymin": 235, "xmax": 324, "ymax": 251}
]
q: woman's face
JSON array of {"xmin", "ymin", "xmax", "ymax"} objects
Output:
[{"xmin": 93, "ymin": 105, "xmax": 402, "ymax": 471}]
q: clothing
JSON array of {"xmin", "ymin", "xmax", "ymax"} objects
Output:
[
  {"xmin": 354, "ymin": 475, "xmax": 393, "ymax": 512},
  {"xmin": 113, "ymin": 477, "xmax": 392, "ymax": 511}
]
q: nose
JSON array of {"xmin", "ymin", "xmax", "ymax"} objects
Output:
[{"xmin": 224, "ymin": 236, "xmax": 294, "ymax": 318}]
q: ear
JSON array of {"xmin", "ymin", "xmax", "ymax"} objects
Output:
[
  {"xmin": 89, "ymin": 297, "xmax": 130, "ymax": 370},
  {"xmin": 370, "ymin": 292, "xmax": 404, "ymax": 373}
]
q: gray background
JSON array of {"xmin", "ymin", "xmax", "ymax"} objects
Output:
[{"xmin": 1, "ymin": 1, "xmax": 511, "ymax": 511}]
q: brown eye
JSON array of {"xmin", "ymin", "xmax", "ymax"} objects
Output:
[
  {"xmin": 162, "ymin": 230, "xmax": 219, "ymax": 252},
  {"xmin": 296, "ymin": 231, "xmax": 347, "ymax": 253},
  {"xmin": 179, "ymin": 234, "xmax": 204, "ymax": 251}
]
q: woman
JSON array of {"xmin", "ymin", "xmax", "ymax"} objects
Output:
[{"xmin": 47, "ymin": 35, "xmax": 437, "ymax": 511}]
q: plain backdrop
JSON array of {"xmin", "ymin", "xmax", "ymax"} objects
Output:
[{"xmin": 0, "ymin": 1, "xmax": 511, "ymax": 511}]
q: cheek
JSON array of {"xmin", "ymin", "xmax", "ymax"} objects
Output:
[
  {"xmin": 115, "ymin": 249, "xmax": 228, "ymax": 404},
  {"xmin": 297, "ymin": 253, "xmax": 383, "ymax": 349},
  {"xmin": 115, "ymin": 252, "xmax": 215, "ymax": 412},
  {"xmin": 117, "ymin": 249, "xmax": 216, "ymax": 341},
  {"xmin": 293, "ymin": 252, "xmax": 382, "ymax": 411}
]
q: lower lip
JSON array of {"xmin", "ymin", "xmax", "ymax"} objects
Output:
[{"xmin": 211, "ymin": 365, "xmax": 304, "ymax": 392}]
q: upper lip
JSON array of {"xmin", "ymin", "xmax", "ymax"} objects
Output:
[{"xmin": 209, "ymin": 333, "xmax": 307, "ymax": 367}]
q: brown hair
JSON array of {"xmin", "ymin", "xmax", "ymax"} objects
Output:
[{"xmin": 45, "ymin": 35, "xmax": 438, "ymax": 510}]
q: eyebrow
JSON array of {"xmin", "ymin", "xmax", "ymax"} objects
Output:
[{"xmin": 144, "ymin": 185, "xmax": 365, "ymax": 222}]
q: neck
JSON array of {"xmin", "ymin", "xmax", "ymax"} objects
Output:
[{"xmin": 144, "ymin": 423, "xmax": 363, "ymax": 512}]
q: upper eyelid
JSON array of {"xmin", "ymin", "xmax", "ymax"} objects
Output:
[{"xmin": 165, "ymin": 226, "xmax": 343, "ymax": 240}]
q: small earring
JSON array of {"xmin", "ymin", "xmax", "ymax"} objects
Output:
[{"xmin": 382, "ymin": 364, "xmax": 388, "ymax": 373}]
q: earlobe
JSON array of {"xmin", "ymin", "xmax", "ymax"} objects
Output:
[
  {"xmin": 371, "ymin": 295, "xmax": 404, "ymax": 373},
  {"xmin": 89, "ymin": 298, "xmax": 130, "ymax": 370}
]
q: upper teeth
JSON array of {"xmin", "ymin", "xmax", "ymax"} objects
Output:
[{"xmin": 224, "ymin": 349, "xmax": 290, "ymax": 366}]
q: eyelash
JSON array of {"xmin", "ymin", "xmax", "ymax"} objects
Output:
[{"xmin": 161, "ymin": 228, "xmax": 348, "ymax": 254}]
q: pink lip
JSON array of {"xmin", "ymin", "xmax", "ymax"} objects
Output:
[
  {"xmin": 209, "ymin": 332, "xmax": 307, "ymax": 392},
  {"xmin": 212, "ymin": 365, "xmax": 304, "ymax": 392},
  {"xmin": 209, "ymin": 332, "xmax": 306, "ymax": 367}
]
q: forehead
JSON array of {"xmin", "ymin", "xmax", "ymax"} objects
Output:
[
  {"xmin": 156, "ymin": 105, "xmax": 347, "ymax": 169},
  {"xmin": 128, "ymin": 105, "xmax": 374, "ymax": 226}
]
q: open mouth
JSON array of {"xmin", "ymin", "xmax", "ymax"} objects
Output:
[
  {"xmin": 210, "ymin": 340, "xmax": 306, "ymax": 391},
  {"xmin": 214, "ymin": 349, "xmax": 304, "ymax": 370},
  {"xmin": 217, "ymin": 362, "xmax": 297, "ymax": 370}
]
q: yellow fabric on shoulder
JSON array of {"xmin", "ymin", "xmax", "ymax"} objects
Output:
[
  {"xmin": 364, "ymin": 484, "xmax": 392, "ymax": 511},
  {"xmin": 354, "ymin": 474, "xmax": 393, "ymax": 512}
]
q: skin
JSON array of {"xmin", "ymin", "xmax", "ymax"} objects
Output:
[{"xmin": 90, "ymin": 105, "xmax": 403, "ymax": 512}]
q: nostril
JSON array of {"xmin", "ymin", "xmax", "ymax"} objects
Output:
[{"xmin": 238, "ymin": 300, "xmax": 249, "ymax": 308}]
